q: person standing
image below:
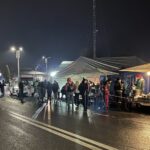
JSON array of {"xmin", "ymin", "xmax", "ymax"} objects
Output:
[
  {"xmin": 135, "ymin": 74, "xmax": 145, "ymax": 96},
  {"xmin": 0, "ymin": 80, "xmax": 5, "ymax": 97},
  {"xmin": 52, "ymin": 80, "xmax": 59, "ymax": 103},
  {"xmin": 65, "ymin": 78, "xmax": 76, "ymax": 109},
  {"xmin": 78, "ymin": 78, "xmax": 89, "ymax": 111},
  {"xmin": 103, "ymin": 79, "xmax": 111, "ymax": 112},
  {"xmin": 37, "ymin": 82, "xmax": 43, "ymax": 103},
  {"xmin": 61, "ymin": 85, "xmax": 67, "ymax": 100},
  {"xmin": 74, "ymin": 81, "xmax": 80, "ymax": 106},
  {"xmin": 114, "ymin": 78, "xmax": 123, "ymax": 103},
  {"xmin": 0, "ymin": 82, "xmax": 2, "ymax": 97},
  {"xmin": 18, "ymin": 81, "xmax": 24, "ymax": 103},
  {"xmin": 40, "ymin": 81, "xmax": 46, "ymax": 103},
  {"xmin": 47, "ymin": 81, "xmax": 52, "ymax": 102}
]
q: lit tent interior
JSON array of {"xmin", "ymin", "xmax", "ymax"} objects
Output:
[
  {"xmin": 120, "ymin": 63, "xmax": 150, "ymax": 73},
  {"xmin": 55, "ymin": 57, "xmax": 118, "ymax": 87}
]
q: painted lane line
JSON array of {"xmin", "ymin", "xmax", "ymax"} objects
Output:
[
  {"xmin": 47, "ymin": 100, "xmax": 51, "ymax": 120},
  {"xmin": 10, "ymin": 113, "xmax": 103, "ymax": 150},
  {"xmin": 32, "ymin": 103, "xmax": 47, "ymax": 119},
  {"xmin": 43, "ymin": 105, "xmax": 47, "ymax": 121},
  {"xmin": 75, "ymin": 109, "xmax": 109, "ymax": 117},
  {"xmin": 10, "ymin": 111, "xmax": 118, "ymax": 150},
  {"xmin": 92, "ymin": 112, "xmax": 109, "ymax": 117}
]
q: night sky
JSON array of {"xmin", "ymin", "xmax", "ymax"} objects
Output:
[{"xmin": 0, "ymin": 0, "xmax": 150, "ymax": 71}]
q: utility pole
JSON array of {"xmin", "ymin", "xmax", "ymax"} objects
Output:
[{"xmin": 93, "ymin": 0, "xmax": 96, "ymax": 59}]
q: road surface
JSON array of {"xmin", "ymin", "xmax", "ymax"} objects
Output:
[{"xmin": 0, "ymin": 96, "xmax": 150, "ymax": 150}]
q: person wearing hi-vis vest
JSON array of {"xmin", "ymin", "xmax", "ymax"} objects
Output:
[{"xmin": 135, "ymin": 74, "xmax": 145, "ymax": 96}]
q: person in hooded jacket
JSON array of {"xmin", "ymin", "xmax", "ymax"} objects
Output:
[{"xmin": 78, "ymin": 78, "xmax": 89, "ymax": 111}]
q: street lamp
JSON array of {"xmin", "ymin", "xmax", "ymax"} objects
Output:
[
  {"xmin": 42, "ymin": 56, "xmax": 51, "ymax": 73},
  {"xmin": 10, "ymin": 46, "xmax": 23, "ymax": 82},
  {"xmin": 50, "ymin": 71, "xmax": 58, "ymax": 77}
]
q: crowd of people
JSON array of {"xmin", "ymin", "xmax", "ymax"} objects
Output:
[
  {"xmin": 0, "ymin": 74, "xmax": 145, "ymax": 111},
  {"xmin": 61, "ymin": 77, "xmax": 112, "ymax": 111},
  {"xmin": 16, "ymin": 77, "xmax": 103, "ymax": 110},
  {"xmin": 60, "ymin": 76, "xmax": 145, "ymax": 111},
  {"xmin": 0, "ymin": 77, "xmax": 125, "ymax": 111}
]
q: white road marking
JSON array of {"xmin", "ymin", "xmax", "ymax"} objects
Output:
[
  {"xmin": 92, "ymin": 112, "xmax": 109, "ymax": 117},
  {"xmin": 10, "ymin": 111, "xmax": 118, "ymax": 150},
  {"xmin": 10, "ymin": 113, "xmax": 102, "ymax": 150},
  {"xmin": 75, "ymin": 109, "xmax": 110, "ymax": 117},
  {"xmin": 47, "ymin": 100, "xmax": 51, "ymax": 121},
  {"xmin": 43, "ymin": 105, "xmax": 47, "ymax": 121},
  {"xmin": 32, "ymin": 103, "xmax": 47, "ymax": 119}
]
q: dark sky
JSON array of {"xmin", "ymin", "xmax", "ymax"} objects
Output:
[{"xmin": 0, "ymin": 0, "xmax": 150, "ymax": 70}]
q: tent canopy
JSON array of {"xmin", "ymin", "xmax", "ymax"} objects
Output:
[
  {"xmin": 56, "ymin": 56, "xmax": 118, "ymax": 78},
  {"xmin": 96, "ymin": 56, "xmax": 145, "ymax": 69},
  {"xmin": 55, "ymin": 56, "xmax": 145, "ymax": 87},
  {"xmin": 120, "ymin": 63, "xmax": 150, "ymax": 73}
]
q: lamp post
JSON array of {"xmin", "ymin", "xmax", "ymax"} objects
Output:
[
  {"xmin": 42, "ymin": 56, "xmax": 51, "ymax": 73},
  {"xmin": 10, "ymin": 46, "xmax": 23, "ymax": 82}
]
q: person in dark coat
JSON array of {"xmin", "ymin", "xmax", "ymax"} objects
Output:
[
  {"xmin": 40, "ymin": 81, "xmax": 46, "ymax": 103},
  {"xmin": 37, "ymin": 81, "xmax": 45, "ymax": 103},
  {"xmin": 78, "ymin": 78, "xmax": 89, "ymax": 111},
  {"xmin": 47, "ymin": 81, "xmax": 52, "ymax": 102},
  {"xmin": 0, "ymin": 82, "xmax": 2, "ymax": 97},
  {"xmin": 0, "ymin": 80, "xmax": 5, "ymax": 97},
  {"xmin": 114, "ymin": 78, "xmax": 123, "ymax": 103},
  {"xmin": 19, "ymin": 81, "xmax": 24, "ymax": 103},
  {"xmin": 61, "ymin": 85, "xmax": 67, "ymax": 100},
  {"xmin": 52, "ymin": 80, "xmax": 59, "ymax": 102}
]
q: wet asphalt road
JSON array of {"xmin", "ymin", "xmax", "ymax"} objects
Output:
[{"xmin": 0, "ymin": 97, "xmax": 150, "ymax": 150}]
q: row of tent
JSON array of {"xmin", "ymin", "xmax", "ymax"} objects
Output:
[{"xmin": 55, "ymin": 56, "xmax": 148, "ymax": 86}]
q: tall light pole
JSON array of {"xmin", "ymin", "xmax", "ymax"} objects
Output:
[
  {"xmin": 93, "ymin": 0, "xmax": 96, "ymax": 59},
  {"xmin": 42, "ymin": 56, "xmax": 51, "ymax": 73},
  {"xmin": 10, "ymin": 46, "xmax": 23, "ymax": 82}
]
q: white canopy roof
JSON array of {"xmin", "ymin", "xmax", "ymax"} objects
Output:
[
  {"xmin": 120, "ymin": 63, "xmax": 150, "ymax": 73},
  {"xmin": 57, "ymin": 57, "xmax": 118, "ymax": 78},
  {"xmin": 96, "ymin": 56, "xmax": 145, "ymax": 69}
]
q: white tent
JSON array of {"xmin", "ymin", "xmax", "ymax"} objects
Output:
[
  {"xmin": 120, "ymin": 63, "xmax": 150, "ymax": 73},
  {"xmin": 96, "ymin": 56, "xmax": 145, "ymax": 69},
  {"xmin": 57, "ymin": 57, "xmax": 118, "ymax": 77},
  {"xmin": 56, "ymin": 57, "xmax": 118, "ymax": 87}
]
